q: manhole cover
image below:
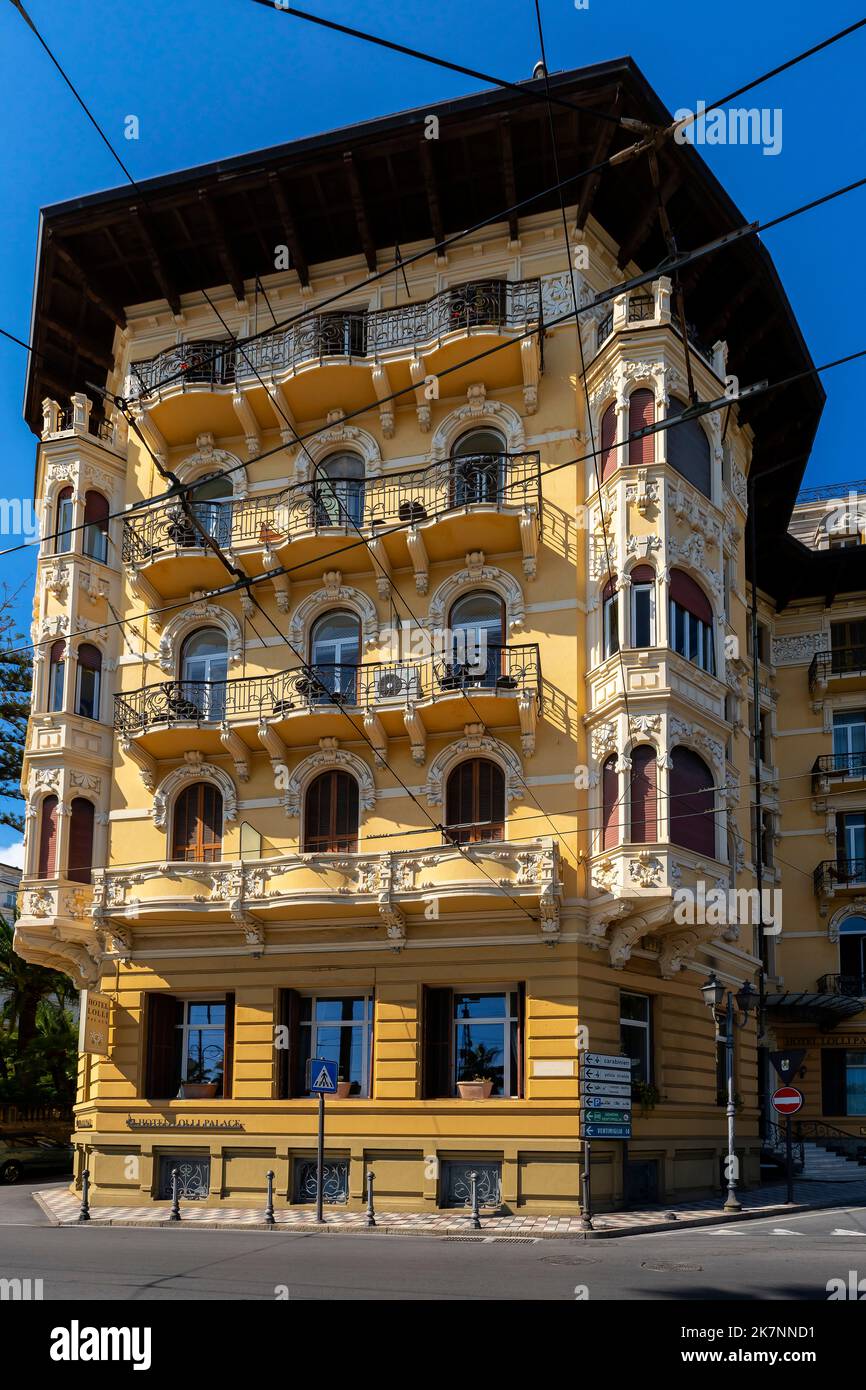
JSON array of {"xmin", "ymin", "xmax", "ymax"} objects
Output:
[
  {"xmin": 641, "ymin": 1261, "xmax": 703, "ymax": 1272},
  {"xmin": 541, "ymin": 1255, "xmax": 601, "ymax": 1266}
]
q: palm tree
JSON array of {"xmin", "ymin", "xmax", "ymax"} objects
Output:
[{"xmin": 0, "ymin": 912, "xmax": 71, "ymax": 1054}]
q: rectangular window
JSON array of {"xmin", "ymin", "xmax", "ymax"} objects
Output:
[
  {"xmin": 833, "ymin": 711, "xmax": 866, "ymax": 775},
  {"xmin": 603, "ymin": 592, "xmax": 619, "ymax": 659},
  {"xmin": 670, "ymin": 600, "xmax": 714, "ymax": 674},
  {"xmin": 144, "ymin": 993, "xmax": 233, "ymax": 1100},
  {"xmin": 831, "ymin": 621, "xmax": 866, "ymax": 675},
  {"xmin": 631, "ymin": 583, "xmax": 655, "ymax": 647},
  {"xmin": 846, "ymin": 1051, "xmax": 866, "ymax": 1116},
  {"xmin": 453, "ymin": 989, "xmax": 520, "ymax": 1097},
  {"xmin": 751, "ymin": 807, "xmax": 774, "ymax": 868},
  {"xmin": 619, "ymin": 991, "xmax": 652, "ymax": 1086},
  {"xmin": 837, "ymin": 813, "xmax": 866, "ymax": 882},
  {"xmin": 75, "ymin": 665, "xmax": 100, "ymax": 721},
  {"xmin": 298, "ymin": 995, "xmax": 373, "ymax": 1097}
]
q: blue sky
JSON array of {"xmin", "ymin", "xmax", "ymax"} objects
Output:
[{"xmin": 0, "ymin": 0, "xmax": 863, "ymax": 855}]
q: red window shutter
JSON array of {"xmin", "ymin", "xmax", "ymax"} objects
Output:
[
  {"xmin": 600, "ymin": 403, "xmax": 617, "ymax": 481},
  {"xmin": 77, "ymin": 643, "xmax": 101, "ymax": 672},
  {"xmin": 67, "ymin": 798, "xmax": 94, "ymax": 884},
  {"xmin": 667, "ymin": 398, "xmax": 711, "ymax": 496},
  {"xmin": 669, "ymin": 569, "xmax": 713, "ymax": 625},
  {"xmin": 628, "ymin": 389, "xmax": 654, "ymax": 467},
  {"xmin": 446, "ymin": 759, "xmax": 504, "ymax": 842},
  {"xmin": 172, "ymin": 784, "xmax": 223, "ymax": 862},
  {"xmin": 38, "ymin": 796, "xmax": 58, "ymax": 878},
  {"xmin": 630, "ymin": 564, "xmax": 655, "ymax": 584},
  {"xmin": 83, "ymin": 491, "xmax": 109, "ymax": 526},
  {"xmin": 602, "ymin": 575, "xmax": 617, "ymax": 603},
  {"xmin": 602, "ymin": 756, "xmax": 618, "ymax": 850},
  {"xmin": 303, "ymin": 771, "xmax": 359, "ymax": 852},
  {"xmin": 630, "ymin": 746, "xmax": 657, "ymax": 844},
  {"xmin": 669, "ymin": 747, "xmax": 715, "ymax": 856}
]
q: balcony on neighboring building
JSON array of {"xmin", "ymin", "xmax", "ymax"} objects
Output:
[
  {"xmin": 809, "ymin": 645, "xmax": 866, "ymax": 693},
  {"xmin": 122, "ymin": 451, "xmax": 542, "ymax": 598},
  {"xmin": 812, "ymin": 751, "xmax": 866, "ymax": 795},
  {"xmin": 814, "ymin": 857, "xmax": 866, "ymax": 903},
  {"xmin": 123, "ymin": 278, "xmax": 543, "ymax": 423},
  {"xmin": 88, "ymin": 837, "xmax": 562, "ymax": 946},
  {"xmin": 114, "ymin": 644, "xmax": 542, "ymax": 761}
]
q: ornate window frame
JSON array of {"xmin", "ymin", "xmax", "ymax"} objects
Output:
[
  {"xmin": 828, "ymin": 900, "xmax": 866, "ymax": 946},
  {"xmin": 426, "ymin": 560, "xmax": 525, "ymax": 636},
  {"xmin": 152, "ymin": 763, "xmax": 238, "ymax": 834},
  {"xmin": 175, "ymin": 434, "xmax": 248, "ymax": 498},
  {"xmin": 289, "ymin": 575, "xmax": 380, "ymax": 651},
  {"xmin": 157, "ymin": 602, "xmax": 244, "ymax": 675},
  {"xmin": 297, "ymin": 422, "xmax": 382, "ymax": 482},
  {"xmin": 424, "ymin": 734, "xmax": 524, "ymax": 809},
  {"xmin": 429, "ymin": 398, "xmax": 525, "ymax": 463},
  {"xmin": 283, "ymin": 746, "xmax": 377, "ymax": 821}
]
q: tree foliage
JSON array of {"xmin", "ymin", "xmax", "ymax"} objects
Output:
[{"xmin": 0, "ymin": 583, "xmax": 31, "ymax": 833}]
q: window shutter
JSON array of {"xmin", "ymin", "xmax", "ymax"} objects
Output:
[
  {"xmin": 821, "ymin": 1048, "xmax": 847, "ymax": 1117},
  {"xmin": 67, "ymin": 798, "xmax": 95, "ymax": 884},
  {"xmin": 277, "ymin": 988, "xmax": 301, "ymax": 1098},
  {"xmin": 667, "ymin": 398, "xmax": 711, "ymax": 497},
  {"xmin": 144, "ymin": 993, "xmax": 183, "ymax": 1099},
  {"xmin": 630, "ymin": 746, "xmax": 657, "ymax": 844},
  {"xmin": 600, "ymin": 403, "xmax": 617, "ymax": 481},
  {"xmin": 669, "ymin": 569, "xmax": 713, "ymax": 624},
  {"xmin": 516, "ymin": 982, "xmax": 526, "ymax": 1099},
  {"xmin": 222, "ymin": 993, "xmax": 235, "ymax": 1099},
  {"xmin": 38, "ymin": 796, "xmax": 58, "ymax": 878},
  {"xmin": 421, "ymin": 986, "xmax": 452, "ymax": 1098},
  {"xmin": 628, "ymin": 389, "xmax": 654, "ymax": 467},
  {"xmin": 602, "ymin": 756, "xmax": 618, "ymax": 850},
  {"xmin": 669, "ymin": 748, "xmax": 715, "ymax": 856}
]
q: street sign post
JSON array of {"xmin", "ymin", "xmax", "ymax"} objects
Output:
[
  {"xmin": 307, "ymin": 1058, "xmax": 339, "ymax": 1222},
  {"xmin": 769, "ymin": 1050, "xmax": 806, "ymax": 1086},
  {"xmin": 578, "ymin": 1053, "xmax": 634, "ymax": 1229},
  {"xmin": 771, "ymin": 1086, "xmax": 804, "ymax": 1206}
]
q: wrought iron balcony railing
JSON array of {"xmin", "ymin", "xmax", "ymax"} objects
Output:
[
  {"xmin": 812, "ymin": 750, "xmax": 866, "ymax": 791},
  {"xmin": 809, "ymin": 646, "xmax": 866, "ymax": 690},
  {"xmin": 125, "ymin": 278, "xmax": 541, "ymax": 401},
  {"xmin": 817, "ymin": 973, "xmax": 866, "ymax": 998},
  {"xmin": 814, "ymin": 858, "xmax": 866, "ymax": 897},
  {"xmin": 121, "ymin": 451, "xmax": 541, "ymax": 564},
  {"xmin": 113, "ymin": 644, "xmax": 542, "ymax": 737}
]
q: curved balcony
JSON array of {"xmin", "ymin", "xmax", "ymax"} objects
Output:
[
  {"xmin": 125, "ymin": 277, "xmax": 542, "ymax": 407},
  {"xmin": 114, "ymin": 644, "xmax": 542, "ymax": 759},
  {"xmin": 815, "ymin": 858, "xmax": 866, "ymax": 906},
  {"xmin": 122, "ymin": 452, "xmax": 542, "ymax": 597},
  {"xmin": 812, "ymin": 751, "xmax": 866, "ymax": 795},
  {"xmin": 88, "ymin": 838, "xmax": 561, "ymax": 943},
  {"xmin": 809, "ymin": 646, "xmax": 866, "ymax": 693}
]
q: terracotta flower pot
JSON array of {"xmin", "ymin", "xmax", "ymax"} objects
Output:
[
  {"xmin": 457, "ymin": 1080, "xmax": 493, "ymax": 1100},
  {"xmin": 336, "ymin": 1081, "xmax": 353, "ymax": 1098},
  {"xmin": 178, "ymin": 1082, "xmax": 218, "ymax": 1099}
]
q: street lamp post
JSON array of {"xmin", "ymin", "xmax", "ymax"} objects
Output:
[{"xmin": 701, "ymin": 974, "xmax": 757, "ymax": 1213}]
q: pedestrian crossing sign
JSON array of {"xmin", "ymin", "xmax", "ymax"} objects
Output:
[{"xmin": 307, "ymin": 1057, "xmax": 338, "ymax": 1093}]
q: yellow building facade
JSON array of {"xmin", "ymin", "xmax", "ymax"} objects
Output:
[{"xmin": 18, "ymin": 64, "xmax": 850, "ymax": 1214}]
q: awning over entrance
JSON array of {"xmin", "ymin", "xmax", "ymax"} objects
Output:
[{"xmin": 765, "ymin": 991, "xmax": 866, "ymax": 1028}]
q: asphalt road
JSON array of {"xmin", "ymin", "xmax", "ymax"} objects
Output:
[{"xmin": 1, "ymin": 1187, "xmax": 865, "ymax": 1300}]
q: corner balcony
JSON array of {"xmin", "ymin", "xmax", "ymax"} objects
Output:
[
  {"xmin": 809, "ymin": 647, "xmax": 866, "ymax": 695},
  {"xmin": 123, "ymin": 278, "xmax": 542, "ymax": 432},
  {"xmin": 815, "ymin": 858, "xmax": 866, "ymax": 912},
  {"xmin": 812, "ymin": 752, "xmax": 866, "ymax": 796},
  {"xmin": 14, "ymin": 879, "xmax": 98, "ymax": 985},
  {"xmin": 122, "ymin": 452, "xmax": 541, "ymax": 599},
  {"xmin": 593, "ymin": 280, "xmax": 726, "ymax": 379},
  {"xmin": 89, "ymin": 838, "xmax": 562, "ymax": 945},
  {"xmin": 114, "ymin": 645, "xmax": 542, "ymax": 762}
]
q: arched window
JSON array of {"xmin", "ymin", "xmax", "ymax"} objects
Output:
[
  {"xmin": 669, "ymin": 569, "xmax": 715, "ymax": 674},
  {"xmin": 37, "ymin": 795, "xmax": 58, "ymax": 878},
  {"xmin": 189, "ymin": 474, "xmax": 233, "ymax": 546},
  {"xmin": 315, "ymin": 452, "xmax": 365, "ymax": 528},
  {"xmin": 48, "ymin": 640, "xmax": 65, "ymax": 712},
  {"xmin": 309, "ymin": 611, "xmax": 360, "ymax": 702},
  {"xmin": 75, "ymin": 643, "xmax": 102, "ymax": 720},
  {"xmin": 669, "ymin": 747, "xmax": 715, "ymax": 857},
  {"xmin": 448, "ymin": 591, "xmax": 504, "ymax": 688},
  {"xmin": 445, "ymin": 758, "xmax": 505, "ymax": 844},
  {"xmin": 68, "ymin": 798, "xmax": 95, "ymax": 884},
  {"xmin": 630, "ymin": 564, "xmax": 656, "ymax": 647},
  {"xmin": 629, "ymin": 746, "xmax": 657, "ymax": 844},
  {"xmin": 840, "ymin": 915, "xmax": 866, "ymax": 992},
  {"xmin": 82, "ymin": 491, "xmax": 109, "ymax": 564},
  {"xmin": 303, "ymin": 770, "xmax": 359, "ymax": 853},
  {"xmin": 172, "ymin": 783, "xmax": 223, "ymax": 863},
  {"xmin": 180, "ymin": 628, "xmax": 228, "ymax": 721},
  {"xmin": 602, "ymin": 754, "xmax": 618, "ymax": 850},
  {"xmin": 667, "ymin": 397, "xmax": 711, "ymax": 497},
  {"xmin": 628, "ymin": 389, "xmax": 655, "ymax": 468},
  {"xmin": 600, "ymin": 402, "xmax": 617, "ymax": 482},
  {"xmin": 451, "ymin": 428, "xmax": 505, "ymax": 507},
  {"xmin": 602, "ymin": 576, "xmax": 619, "ymax": 660},
  {"xmin": 54, "ymin": 487, "xmax": 74, "ymax": 554}
]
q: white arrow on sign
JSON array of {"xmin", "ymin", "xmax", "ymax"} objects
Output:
[
  {"xmin": 582, "ymin": 1066, "xmax": 630, "ymax": 1082},
  {"xmin": 582, "ymin": 1080, "xmax": 631, "ymax": 1097},
  {"xmin": 583, "ymin": 1053, "xmax": 631, "ymax": 1070},
  {"xmin": 584, "ymin": 1095, "xmax": 633, "ymax": 1109}
]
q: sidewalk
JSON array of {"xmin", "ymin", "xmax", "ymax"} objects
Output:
[{"xmin": 34, "ymin": 1174, "xmax": 866, "ymax": 1239}]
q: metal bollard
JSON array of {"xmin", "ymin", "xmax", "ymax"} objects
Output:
[
  {"xmin": 77, "ymin": 1167, "xmax": 91, "ymax": 1223},
  {"xmin": 169, "ymin": 1167, "xmax": 181, "ymax": 1222},
  {"xmin": 366, "ymin": 1169, "xmax": 376, "ymax": 1228},
  {"xmin": 468, "ymin": 1171, "xmax": 481, "ymax": 1230},
  {"xmin": 265, "ymin": 1170, "xmax": 276, "ymax": 1227}
]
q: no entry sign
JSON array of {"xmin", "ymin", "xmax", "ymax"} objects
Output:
[{"xmin": 771, "ymin": 1086, "xmax": 803, "ymax": 1116}]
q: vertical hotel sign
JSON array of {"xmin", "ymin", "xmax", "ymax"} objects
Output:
[{"xmin": 79, "ymin": 990, "xmax": 113, "ymax": 1057}]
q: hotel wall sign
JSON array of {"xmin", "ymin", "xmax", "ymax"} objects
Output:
[{"xmin": 79, "ymin": 991, "xmax": 112, "ymax": 1057}]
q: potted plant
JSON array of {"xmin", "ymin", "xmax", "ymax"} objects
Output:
[
  {"xmin": 336, "ymin": 1073, "xmax": 353, "ymax": 1099},
  {"xmin": 457, "ymin": 1075, "xmax": 494, "ymax": 1100},
  {"xmin": 634, "ymin": 1080, "xmax": 661, "ymax": 1116},
  {"xmin": 178, "ymin": 1057, "xmax": 219, "ymax": 1100}
]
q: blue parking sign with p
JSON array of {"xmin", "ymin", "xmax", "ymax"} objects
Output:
[{"xmin": 307, "ymin": 1057, "xmax": 338, "ymax": 1094}]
